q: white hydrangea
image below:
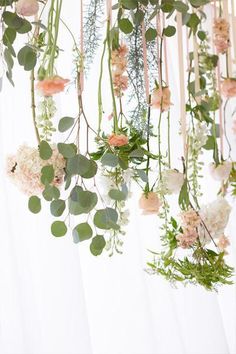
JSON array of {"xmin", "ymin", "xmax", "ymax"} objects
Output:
[
  {"xmin": 209, "ymin": 161, "xmax": 232, "ymax": 182},
  {"xmin": 162, "ymin": 169, "xmax": 184, "ymax": 194},
  {"xmin": 199, "ymin": 197, "xmax": 231, "ymax": 243},
  {"xmin": 191, "ymin": 122, "xmax": 208, "ymax": 151}
]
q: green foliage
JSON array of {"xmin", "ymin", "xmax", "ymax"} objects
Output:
[
  {"xmin": 58, "ymin": 143, "xmax": 77, "ymax": 158},
  {"xmin": 58, "ymin": 117, "xmax": 75, "ymax": 132},
  {"xmin": 73, "ymin": 223, "xmax": 93, "ymax": 243},
  {"xmin": 118, "ymin": 18, "xmax": 133, "ymax": 34},
  {"xmin": 51, "ymin": 221, "xmax": 67, "ymax": 237},
  {"xmin": 39, "ymin": 140, "xmax": 53, "ymax": 160},
  {"xmin": 17, "ymin": 45, "xmax": 37, "ymax": 71},
  {"xmin": 90, "ymin": 235, "xmax": 106, "ymax": 256},
  {"xmin": 41, "ymin": 165, "xmax": 54, "ymax": 185},
  {"xmin": 28, "ymin": 196, "xmax": 41, "ymax": 214},
  {"xmin": 94, "ymin": 208, "xmax": 119, "ymax": 230},
  {"xmin": 50, "ymin": 199, "xmax": 65, "ymax": 217}
]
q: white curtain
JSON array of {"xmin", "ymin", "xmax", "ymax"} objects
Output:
[{"xmin": 0, "ymin": 1, "xmax": 236, "ymax": 353}]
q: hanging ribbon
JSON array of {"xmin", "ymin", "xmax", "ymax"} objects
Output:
[
  {"xmin": 141, "ymin": 21, "xmax": 150, "ymax": 103},
  {"xmin": 80, "ymin": 0, "xmax": 84, "ymax": 93},
  {"xmin": 156, "ymin": 12, "xmax": 162, "ymax": 94},
  {"xmin": 162, "ymin": 13, "xmax": 169, "ymax": 86},
  {"xmin": 213, "ymin": 1, "xmax": 224, "ymax": 158},
  {"xmin": 222, "ymin": 0, "xmax": 233, "ymax": 77},
  {"xmin": 176, "ymin": 12, "xmax": 187, "ymax": 158},
  {"xmin": 231, "ymin": 0, "xmax": 236, "ymax": 64},
  {"xmin": 106, "ymin": 0, "xmax": 112, "ymax": 24}
]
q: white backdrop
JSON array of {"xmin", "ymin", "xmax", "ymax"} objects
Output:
[{"xmin": 0, "ymin": 1, "xmax": 236, "ymax": 354}]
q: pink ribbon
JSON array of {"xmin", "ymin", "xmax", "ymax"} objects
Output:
[
  {"xmin": 141, "ymin": 21, "xmax": 150, "ymax": 102},
  {"xmin": 162, "ymin": 13, "xmax": 169, "ymax": 86},
  {"xmin": 213, "ymin": 1, "xmax": 224, "ymax": 157},
  {"xmin": 156, "ymin": 13, "xmax": 162, "ymax": 94}
]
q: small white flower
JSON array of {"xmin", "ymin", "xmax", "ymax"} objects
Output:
[
  {"xmin": 209, "ymin": 161, "xmax": 232, "ymax": 182},
  {"xmin": 199, "ymin": 197, "xmax": 231, "ymax": 243},
  {"xmin": 162, "ymin": 169, "xmax": 184, "ymax": 194},
  {"xmin": 190, "ymin": 122, "xmax": 208, "ymax": 151}
]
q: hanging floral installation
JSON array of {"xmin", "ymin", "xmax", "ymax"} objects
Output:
[{"xmin": 1, "ymin": 0, "xmax": 236, "ymax": 291}]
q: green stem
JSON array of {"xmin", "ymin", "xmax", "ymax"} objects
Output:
[
  {"xmin": 106, "ymin": 19, "xmax": 118, "ymax": 132},
  {"xmin": 31, "ymin": 69, "xmax": 40, "ymax": 145},
  {"xmin": 98, "ymin": 38, "xmax": 107, "ymax": 133}
]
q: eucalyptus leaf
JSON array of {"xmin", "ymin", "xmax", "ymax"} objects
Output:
[
  {"xmin": 51, "ymin": 221, "xmax": 67, "ymax": 237},
  {"xmin": 28, "ymin": 195, "xmax": 41, "ymax": 214},
  {"xmin": 73, "ymin": 223, "xmax": 93, "ymax": 243}
]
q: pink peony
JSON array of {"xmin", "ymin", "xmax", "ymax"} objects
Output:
[
  {"xmin": 111, "ymin": 44, "xmax": 128, "ymax": 97},
  {"xmin": 139, "ymin": 192, "xmax": 161, "ymax": 215},
  {"xmin": 16, "ymin": 0, "xmax": 39, "ymax": 17},
  {"xmin": 151, "ymin": 87, "xmax": 172, "ymax": 111},
  {"xmin": 6, "ymin": 145, "xmax": 65, "ymax": 195},
  {"xmin": 209, "ymin": 161, "xmax": 232, "ymax": 181},
  {"xmin": 213, "ymin": 18, "xmax": 230, "ymax": 54},
  {"xmin": 176, "ymin": 228, "xmax": 198, "ymax": 249},
  {"xmin": 36, "ymin": 76, "xmax": 69, "ymax": 96},
  {"xmin": 221, "ymin": 79, "xmax": 236, "ymax": 98},
  {"xmin": 108, "ymin": 133, "xmax": 128, "ymax": 147},
  {"xmin": 179, "ymin": 208, "xmax": 201, "ymax": 229}
]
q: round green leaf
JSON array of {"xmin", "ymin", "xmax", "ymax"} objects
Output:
[
  {"xmin": 16, "ymin": 19, "xmax": 32, "ymax": 34},
  {"xmin": 101, "ymin": 153, "xmax": 118, "ymax": 167},
  {"xmin": 50, "ymin": 199, "xmax": 65, "ymax": 217},
  {"xmin": 43, "ymin": 185, "xmax": 60, "ymax": 201},
  {"xmin": 118, "ymin": 18, "xmax": 133, "ymax": 34},
  {"xmin": 108, "ymin": 189, "xmax": 126, "ymax": 201},
  {"xmin": 28, "ymin": 195, "xmax": 41, "ymax": 214},
  {"xmin": 51, "ymin": 221, "xmax": 67, "ymax": 237},
  {"xmin": 41, "ymin": 165, "xmax": 54, "ymax": 185},
  {"xmin": 145, "ymin": 28, "xmax": 157, "ymax": 42},
  {"xmin": 163, "ymin": 25, "xmax": 176, "ymax": 37},
  {"xmin": 90, "ymin": 235, "xmax": 106, "ymax": 256},
  {"xmin": 39, "ymin": 140, "xmax": 52, "ymax": 160},
  {"xmin": 66, "ymin": 154, "xmax": 90, "ymax": 176},
  {"xmin": 17, "ymin": 45, "xmax": 36, "ymax": 71},
  {"xmin": 80, "ymin": 160, "xmax": 98, "ymax": 179},
  {"xmin": 57, "ymin": 143, "xmax": 77, "ymax": 158},
  {"xmin": 58, "ymin": 117, "xmax": 75, "ymax": 132},
  {"xmin": 121, "ymin": 0, "xmax": 138, "ymax": 9},
  {"xmin": 94, "ymin": 208, "xmax": 119, "ymax": 230},
  {"xmin": 73, "ymin": 223, "xmax": 93, "ymax": 243}
]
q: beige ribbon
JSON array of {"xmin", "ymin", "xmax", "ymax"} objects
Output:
[
  {"xmin": 231, "ymin": 0, "xmax": 236, "ymax": 64},
  {"xmin": 80, "ymin": 0, "xmax": 84, "ymax": 92},
  {"xmin": 222, "ymin": 0, "xmax": 233, "ymax": 77},
  {"xmin": 193, "ymin": 34, "xmax": 201, "ymax": 103},
  {"xmin": 177, "ymin": 12, "xmax": 187, "ymax": 157},
  {"xmin": 141, "ymin": 21, "xmax": 150, "ymax": 103}
]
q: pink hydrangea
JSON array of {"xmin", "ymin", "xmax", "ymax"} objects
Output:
[
  {"xmin": 179, "ymin": 208, "xmax": 201, "ymax": 229},
  {"xmin": 6, "ymin": 144, "xmax": 65, "ymax": 195},
  {"xmin": 217, "ymin": 235, "xmax": 230, "ymax": 251},
  {"xmin": 176, "ymin": 229, "xmax": 198, "ymax": 249},
  {"xmin": 213, "ymin": 18, "xmax": 230, "ymax": 54},
  {"xmin": 111, "ymin": 44, "xmax": 128, "ymax": 97}
]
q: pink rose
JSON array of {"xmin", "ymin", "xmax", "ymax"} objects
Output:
[
  {"xmin": 151, "ymin": 87, "xmax": 172, "ymax": 111},
  {"xmin": 139, "ymin": 192, "xmax": 161, "ymax": 215},
  {"xmin": 209, "ymin": 161, "xmax": 232, "ymax": 182},
  {"xmin": 221, "ymin": 79, "xmax": 236, "ymax": 98},
  {"xmin": 16, "ymin": 0, "xmax": 39, "ymax": 17},
  {"xmin": 36, "ymin": 76, "xmax": 69, "ymax": 96},
  {"xmin": 108, "ymin": 134, "xmax": 128, "ymax": 147}
]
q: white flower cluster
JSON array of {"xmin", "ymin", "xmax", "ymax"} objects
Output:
[
  {"xmin": 190, "ymin": 122, "xmax": 208, "ymax": 151},
  {"xmin": 209, "ymin": 161, "xmax": 232, "ymax": 182},
  {"xmin": 199, "ymin": 197, "xmax": 231, "ymax": 243},
  {"xmin": 161, "ymin": 169, "xmax": 184, "ymax": 194},
  {"xmin": 7, "ymin": 144, "xmax": 65, "ymax": 195},
  {"xmin": 37, "ymin": 97, "xmax": 57, "ymax": 141}
]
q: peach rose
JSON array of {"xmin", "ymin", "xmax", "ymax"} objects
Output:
[
  {"xmin": 36, "ymin": 76, "xmax": 69, "ymax": 96},
  {"xmin": 139, "ymin": 192, "xmax": 161, "ymax": 215},
  {"xmin": 16, "ymin": 0, "xmax": 39, "ymax": 17},
  {"xmin": 151, "ymin": 87, "xmax": 172, "ymax": 111},
  {"xmin": 221, "ymin": 79, "xmax": 236, "ymax": 98},
  {"xmin": 108, "ymin": 134, "xmax": 128, "ymax": 147}
]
